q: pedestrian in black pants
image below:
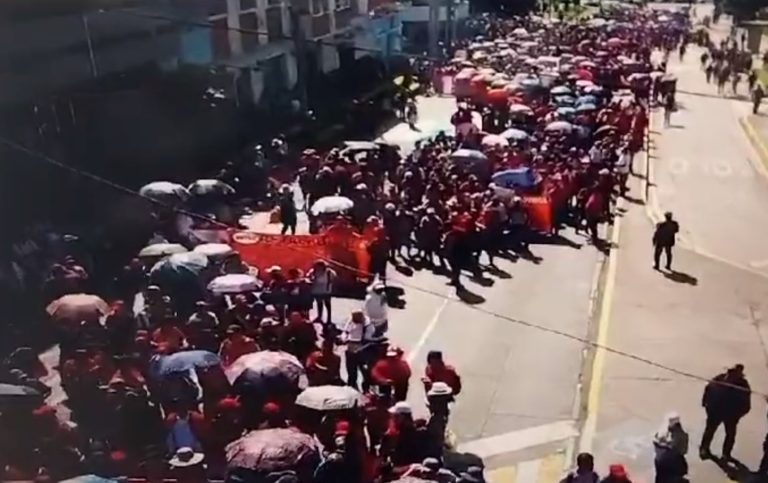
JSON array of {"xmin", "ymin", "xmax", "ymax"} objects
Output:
[
  {"xmin": 278, "ymin": 184, "xmax": 297, "ymax": 235},
  {"xmin": 699, "ymin": 364, "xmax": 751, "ymax": 460},
  {"xmin": 653, "ymin": 212, "xmax": 679, "ymax": 270}
]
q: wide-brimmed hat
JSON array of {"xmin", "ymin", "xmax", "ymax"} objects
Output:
[
  {"xmin": 389, "ymin": 401, "xmax": 413, "ymax": 415},
  {"xmin": 169, "ymin": 447, "xmax": 204, "ymax": 467},
  {"xmin": 427, "ymin": 382, "xmax": 453, "ymax": 397}
]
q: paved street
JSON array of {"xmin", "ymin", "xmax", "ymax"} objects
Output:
[
  {"xmin": 244, "ymin": 96, "xmax": 604, "ymax": 481},
  {"xmin": 588, "ymin": 6, "xmax": 768, "ymax": 482}
]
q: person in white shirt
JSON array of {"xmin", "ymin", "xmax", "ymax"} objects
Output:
[
  {"xmin": 363, "ymin": 281, "xmax": 388, "ymax": 338},
  {"xmin": 342, "ymin": 311, "xmax": 376, "ymax": 390},
  {"xmin": 307, "ymin": 260, "xmax": 336, "ymax": 324},
  {"xmin": 614, "ymin": 146, "xmax": 632, "ymax": 196}
]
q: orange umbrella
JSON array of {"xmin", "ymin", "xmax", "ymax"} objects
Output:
[
  {"xmin": 486, "ymin": 88, "xmax": 509, "ymax": 104},
  {"xmin": 576, "ymin": 69, "xmax": 594, "ymax": 81}
]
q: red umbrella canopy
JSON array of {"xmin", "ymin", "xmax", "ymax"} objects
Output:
[
  {"xmin": 576, "ymin": 69, "xmax": 594, "ymax": 81},
  {"xmin": 486, "ymin": 88, "xmax": 509, "ymax": 104},
  {"xmin": 46, "ymin": 294, "xmax": 110, "ymax": 324}
]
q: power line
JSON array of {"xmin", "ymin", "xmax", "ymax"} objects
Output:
[{"xmin": 0, "ymin": 135, "xmax": 762, "ymax": 398}]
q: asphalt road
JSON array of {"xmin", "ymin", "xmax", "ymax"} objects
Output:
[{"xmin": 242, "ymin": 95, "xmax": 604, "ymax": 481}]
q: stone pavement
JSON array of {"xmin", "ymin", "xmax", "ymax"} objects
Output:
[{"xmin": 587, "ymin": 7, "xmax": 768, "ymax": 482}]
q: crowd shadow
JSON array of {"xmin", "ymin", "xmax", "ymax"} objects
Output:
[
  {"xmin": 456, "ymin": 285, "xmax": 486, "ymax": 305},
  {"xmin": 623, "ymin": 194, "xmax": 645, "ymax": 205},
  {"xmin": 663, "ymin": 269, "xmax": 698, "ymax": 286},
  {"xmin": 712, "ymin": 455, "xmax": 760, "ymax": 483}
]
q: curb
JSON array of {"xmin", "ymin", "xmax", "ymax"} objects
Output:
[{"xmin": 738, "ymin": 116, "xmax": 768, "ymax": 180}]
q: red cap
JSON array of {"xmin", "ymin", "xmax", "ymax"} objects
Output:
[
  {"xmin": 263, "ymin": 402, "xmax": 281, "ymax": 416},
  {"xmin": 217, "ymin": 396, "xmax": 242, "ymax": 412},
  {"xmin": 334, "ymin": 420, "xmax": 351, "ymax": 436},
  {"xmin": 609, "ymin": 464, "xmax": 627, "ymax": 478}
]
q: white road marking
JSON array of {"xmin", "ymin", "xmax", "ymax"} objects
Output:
[
  {"xmin": 406, "ymin": 297, "xmax": 450, "ymax": 364},
  {"xmin": 515, "ymin": 458, "xmax": 542, "ymax": 483},
  {"xmin": 749, "ymin": 259, "xmax": 768, "ymax": 268},
  {"xmin": 457, "ymin": 420, "xmax": 578, "ymax": 459}
]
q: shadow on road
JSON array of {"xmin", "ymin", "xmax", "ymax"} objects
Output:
[
  {"xmin": 456, "ymin": 286, "xmax": 486, "ymax": 305},
  {"xmin": 485, "ymin": 265, "xmax": 512, "ymax": 279},
  {"xmin": 663, "ymin": 270, "xmax": 698, "ymax": 286},
  {"xmin": 712, "ymin": 456, "xmax": 758, "ymax": 483},
  {"xmin": 624, "ymin": 195, "xmax": 645, "ymax": 205}
]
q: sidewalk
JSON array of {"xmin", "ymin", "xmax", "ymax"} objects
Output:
[{"xmin": 586, "ymin": 12, "xmax": 768, "ymax": 482}]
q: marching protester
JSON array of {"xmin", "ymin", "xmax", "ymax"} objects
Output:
[{"xmin": 0, "ymin": 5, "xmax": 694, "ymax": 483}]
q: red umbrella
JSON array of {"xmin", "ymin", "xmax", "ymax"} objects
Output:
[
  {"xmin": 576, "ymin": 69, "xmax": 594, "ymax": 81},
  {"xmin": 486, "ymin": 88, "xmax": 509, "ymax": 104},
  {"xmin": 46, "ymin": 294, "xmax": 110, "ymax": 323}
]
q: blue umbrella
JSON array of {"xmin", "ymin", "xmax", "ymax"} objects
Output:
[
  {"xmin": 550, "ymin": 85, "xmax": 572, "ymax": 95},
  {"xmin": 576, "ymin": 103, "xmax": 597, "ymax": 112},
  {"xmin": 149, "ymin": 252, "xmax": 208, "ymax": 289},
  {"xmin": 520, "ymin": 78, "xmax": 542, "ymax": 88},
  {"xmin": 557, "ymin": 107, "xmax": 576, "ymax": 117},
  {"xmin": 492, "ymin": 167, "xmax": 541, "ymax": 189},
  {"xmin": 501, "ymin": 128, "xmax": 530, "ymax": 141},
  {"xmin": 554, "ymin": 95, "xmax": 576, "ymax": 106},
  {"xmin": 61, "ymin": 477, "xmax": 119, "ymax": 483},
  {"xmin": 576, "ymin": 95, "xmax": 598, "ymax": 105},
  {"xmin": 152, "ymin": 350, "xmax": 221, "ymax": 378}
]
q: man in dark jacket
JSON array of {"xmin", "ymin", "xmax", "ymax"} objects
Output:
[
  {"xmin": 699, "ymin": 364, "xmax": 751, "ymax": 460},
  {"xmin": 653, "ymin": 212, "xmax": 679, "ymax": 271}
]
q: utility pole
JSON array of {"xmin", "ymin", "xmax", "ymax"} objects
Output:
[
  {"xmin": 428, "ymin": 0, "xmax": 440, "ymax": 58},
  {"xmin": 445, "ymin": 0, "xmax": 455, "ymax": 55},
  {"xmin": 289, "ymin": 4, "xmax": 309, "ymax": 113}
]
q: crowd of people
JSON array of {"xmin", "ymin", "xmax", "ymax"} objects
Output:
[{"xmin": 0, "ymin": 3, "xmax": 697, "ymax": 483}]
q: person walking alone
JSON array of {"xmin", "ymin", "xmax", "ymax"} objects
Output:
[
  {"xmin": 653, "ymin": 212, "xmax": 679, "ymax": 271},
  {"xmin": 278, "ymin": 184, "xmax": 298, "ymax": 235},
  {"xmin": 699, "ymin": 364, "xmax": 751, "ymax": 461},
  {"xmin": 663, "ymin": 92, "xmax": 675, "ymax": 128}
]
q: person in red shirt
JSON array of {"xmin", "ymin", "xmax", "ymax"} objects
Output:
[
  {"xmin": 363, "ymin": 385, "xmax": 394, "ymax": 451},
  {"xmin": 305, "ymin": 332, "xmax": 342, "ymax": 386},
  {"xmin": 371, "ymin": 346, "xmax": 412, "ymax": 402},
  {"xmin": 151, "ymin": 317, "xmax": 186, "ymax": 355},
  {"xmin": 219, "ymin": 324, "xmax": 258, "ymax": 366},
  {"xmin": 423, "ymin": 350, "xmax": 461, "ymax": 396},
  {"xmin": 283, "ymin": 311, "xmax": 318, "ymax": 362},
  {"xmin": 584, "ymin": 186, "xmax": 606, "ymax": 245}
]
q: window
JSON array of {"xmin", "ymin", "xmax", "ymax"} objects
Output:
[
  {"xmin": 210, "ymin": 16, "xmax": 231, "ymax": 58},
  {"xmin": 335, "ymin": 0, "xmax": 351, "ymax": 10},
  {"xmin": 311, "ymin": 0, "xmax": 327, "ymax": 16},
  {"xmin": 268, "ymin": 0, "xmax": 283, "ymax": 5},
  {"xmin": 240, "ymin": 0, "xmax": 255, "ymax": 10},
  {"xmin": 266, "ymin": 6, "xmax": 285, "ymax": 41},
  {"xmin": 240, "ymin": 12, "xmax": 260, "ymax": 50}
]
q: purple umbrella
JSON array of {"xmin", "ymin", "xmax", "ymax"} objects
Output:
[{"xmin": 226, "ymin": 428, "xmax": 320, "ymax": 473}]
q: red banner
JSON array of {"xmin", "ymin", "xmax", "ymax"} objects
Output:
[{"xmin": 230, "ymin": 224, "xmax": 374, "ymax": 285}]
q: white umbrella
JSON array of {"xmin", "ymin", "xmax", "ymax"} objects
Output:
[
  {"xmin": 193, "ymin": 243, "xmax": 235, "ymax": 259},
  {"xmin": 501, "ymin": 128, "xmax": 530, "ymax": 141},
  {"xmin": 295, "ymin": 385, "xmax": 363, "ymax": 411},
  {"xmin": 139, "ymin": 243, "xmax": 188, "ymax": 258},
  {"xmin": 545, "ymin": 121, "xmax": 574, "ymax": 133},
  {"xmin": 513, "ymin": 27, "xmax": 529, "ymax": 36},
  {"xmin": 576, "ymin": 79, "xmax": 595, "ymax": 88},
  {"xmin": 509, "ymin": 104, "xmax": 534, "ymax": 115},
  {"xmin": 139, "ymin": 181, "xmax": 189, "ymax": 203},
  {"xmin": 208, "ymin": 274, "xmax": 260, "ymax": 294},
  {"xmin": 188, "ymin": 179, "xmax": 236, "ymax": 196},
  {"xmin": 310, "ymin": 196, "xmax": 354, "ymax": 216},
  {"xmin": 482, "ymin": 134, "xmax": 509, "ymax": 147}
]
